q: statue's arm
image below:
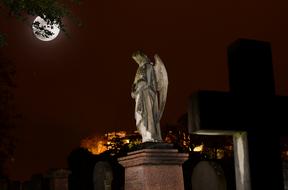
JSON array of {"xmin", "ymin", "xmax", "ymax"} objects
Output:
[
  {"xmin": 131, "ymin": 80, "xmax": 148, "ymax": 98},
  {"xmin": 131, "ymin": 83, "xmax": 136, "ymax": 98}
]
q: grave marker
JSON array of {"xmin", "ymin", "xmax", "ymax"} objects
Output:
[{"xmin": 188, "ymin": 39, "xmax": 288, "ymax": 190}]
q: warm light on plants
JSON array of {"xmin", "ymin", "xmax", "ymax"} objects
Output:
[{"xmin": 193, "ymin": 144, "xmax": 204, "ymax": 152}]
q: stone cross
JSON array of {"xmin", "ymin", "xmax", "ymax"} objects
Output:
[{"xmin": 188, "ymin": 39, "xmax": 288, "ymax": 190}]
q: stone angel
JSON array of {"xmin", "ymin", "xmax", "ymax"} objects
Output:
[{"xmin": 131, "ymin": 51, "xmax": 168, "ymax": 142}]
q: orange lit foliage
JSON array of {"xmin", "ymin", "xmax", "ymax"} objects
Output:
[
  {"xmin": 80, "ymin": 131, "xmax": 129, "ymax": 155},
  {"xmin": 80, "ymin": 136, "xmax": 107, "ymax": 155}
]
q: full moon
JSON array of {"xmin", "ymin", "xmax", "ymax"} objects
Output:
[{"xmin": 32, "ymin": 16, "xmax": 60, "ymax": 41}]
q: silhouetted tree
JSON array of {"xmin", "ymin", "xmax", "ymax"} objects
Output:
[
  {"xmin": 162, "ymin": 113, "xmax": 190, "ymax": 153},
  {"xmin": 0, "ymin": 52, "xmax": 16, "ymax": 177},
  {"xmin": 68, "ymin": 147, "xmax": 125, "ymax": 190},
  {"xmin": 67, "ymin": 147, "xmax": 95, "ymax": 190}
]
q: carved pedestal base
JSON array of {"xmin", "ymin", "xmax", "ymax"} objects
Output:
[{"xmin": 118, "ymin": 148, "xmax": 189, "ymax": 190}]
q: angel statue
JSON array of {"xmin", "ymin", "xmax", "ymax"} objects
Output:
[{"xmin": 131, "ymin": 50, "xmax": 168, "ymax": 143}]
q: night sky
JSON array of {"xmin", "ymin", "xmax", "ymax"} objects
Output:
[{"xmin": 1, "ymin": 0, "xmax": 288, "ymax": 181}]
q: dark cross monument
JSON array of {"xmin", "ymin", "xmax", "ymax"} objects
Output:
[{"xmin": 188, "ymin": 39, "xmax": 288, "ymax": 190}]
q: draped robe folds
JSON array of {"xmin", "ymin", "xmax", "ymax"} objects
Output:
[{"xmin": 132, "ymin": 63, "xmax": 162, "ymax": 142}]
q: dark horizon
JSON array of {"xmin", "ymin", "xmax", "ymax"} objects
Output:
[{"xmin": 1, "ymin": 0, "xmax": 288, "ymax": 181}]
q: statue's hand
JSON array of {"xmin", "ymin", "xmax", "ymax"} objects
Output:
[
  {"xmin": 131, "ymin": 91, "xmax": 136, "ymax": 98},
  {"xmin": 131, "ymin": 84, "xmax": 136, "ymax": 92},
  {"xmin": 131, "ymin": 81, "xmax": 147, "ymax": 98},
  {"xmin": 135, "ymin": 81, "xmax": 147, "ymax": 92}
]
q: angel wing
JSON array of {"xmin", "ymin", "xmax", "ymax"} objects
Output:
[{"xmin": 154, "ymin": 54, "xmax": 168, "ymax": 121}]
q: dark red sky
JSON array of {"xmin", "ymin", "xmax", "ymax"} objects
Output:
[{"xmin": 1, "ymin": 0, "xmax": 288, "ymax": 181}]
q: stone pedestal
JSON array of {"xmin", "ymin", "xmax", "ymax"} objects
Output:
[{"xmin": 118, "ymin": 148, "xmax": 189, "ymax": 190}]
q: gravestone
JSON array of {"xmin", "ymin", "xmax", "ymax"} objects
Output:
[
  {"xmin": 283, "ymin": 161, "xmax": 288, "ymax": 190},
  {"xmin": 191, "ymin": 161, "xmax": 226, "ymax": 190},
  {"xmin": 30, "ymin": 174, "xmax": 44, "ymax": 190},
  {"xmin": 93, "ymin": 161, "xmax": 113, "ymax": 190},
  {"xmin": 0, "ymin": 178, "xmax": 8, "ymax": 190},
  {"xmin": 46, "ymin": 169, "xmax": 70, "ymax": 190},
  {"xmin": 22, "ymin": 181, "xmax": 32, "ymax": 190},
  {"xmin": 9, "ymin": 180, "xmax": 21, "ymax": 190},
  {"xmin": 188, "ymin": 39, "xmax": 288, "ymax": 190}
]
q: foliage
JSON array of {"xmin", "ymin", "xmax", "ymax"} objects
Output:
[
  {"xmin": 104, "ymin": 135, "xmax": 129, "ymax": 157},
  {"xmin": 0, "ymin": 0, "xmax": 81, "ymax": 46},
  {"xmin": 189, "ymin": 134, "xmax": 234, "ymax": 160},
  {"xmin": 127, "ymin": 138, "xmax": 142, "ymax": 151},
  {"xmin": 104, "ymin": 135, "xmax": 124, "ymax": 154},
  {"xmin": 162, "ymin": 115, "xmax": 234, "ymax": 160},
  {"xmin": 104, "ymin": 133, "xmax": 142, "ymax": 157},
  {"xmin": 156, "ymin": 114, "xmax": 190, "ymax": 153}
]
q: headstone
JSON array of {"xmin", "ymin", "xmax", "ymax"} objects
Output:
[
  {"xmin": 188, "ymin": 39, "xmax": 288, "ymax": 190},
  {"xmin": 93, "ymin": 161, "xmax": 113, "ymax": 190},
  {"xmin": 46, "ymin": 169, "xmax": 70, "ymax": 190},
  {"xmin": 118, "ymin": 147, "xmax": 189, "ymax": 190},
  {"xmin": 191, "ymin": 161, "xmax": 227, "ymax": 190},
  {"xmin": 0, "ymin": 178, "xmax": 8, "ymax": 190},
  {"xmin": 283, "ymin": 161, "xmax": 288, "ymax": 190},
  {"xmin": 9, "ymin": 180, "xmax": 21, "ymax": 190},
  {"xmin": 30, "ymin": 174, "xmax": 44, "ymax": 190},
  {"xmin": 22, "ymin": 180, "xmax": 32, "ymax": 190}
]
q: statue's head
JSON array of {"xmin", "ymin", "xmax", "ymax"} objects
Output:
[{"xmin": 132, "ymin": 50, "xmax": 150, "ymax": 66}]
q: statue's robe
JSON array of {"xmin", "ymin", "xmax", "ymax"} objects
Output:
[{"xmin": 133, "ymin": 63, "xmax": 162, "ymax": 142}]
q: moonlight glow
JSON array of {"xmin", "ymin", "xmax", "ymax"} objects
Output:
[{"xmin": 32, "ymin": 16, "xmax": 60, "ymax": 41}]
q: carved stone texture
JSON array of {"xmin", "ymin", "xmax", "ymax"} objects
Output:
[{"xmin": 118, "ymin": 149, "xmax": 188, "ymax": 190}]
